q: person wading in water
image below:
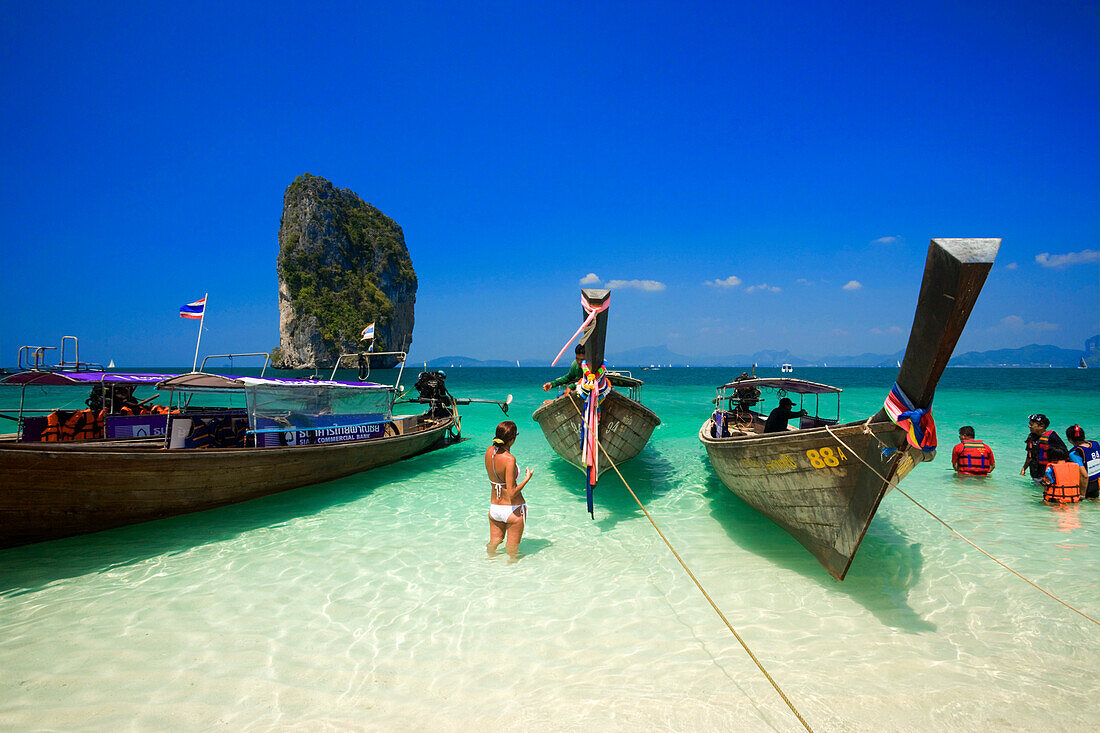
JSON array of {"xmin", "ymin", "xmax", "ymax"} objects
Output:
[{"xmin": 485, "ymin": 420, "xmax": 533, "ymax": 559}]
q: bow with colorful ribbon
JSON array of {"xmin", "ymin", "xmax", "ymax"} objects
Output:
[
  {"xmin": 577, "ymin": 360, "xmax": 611, "ymax": 517},
  {"xmin": 550, "ymin": 294, "xmax": 611, "ymax": 367},
  {"xmin": 883, "ymin": 382, "xmax": 937, "ymax": 453}
]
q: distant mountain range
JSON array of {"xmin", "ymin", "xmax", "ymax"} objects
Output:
[{"xmin": 426, "ymin": 340, "xmax": 1099, "ymax": 368}]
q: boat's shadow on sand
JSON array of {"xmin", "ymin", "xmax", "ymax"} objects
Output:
[
  {"xmin": 699, "ymin": 459, "xmax": 934, "ymax": 632},
  {"xmin": 548, "ymin": 448, "xmax": 677, "ymax": 531},
  {"xmin": 0, "ymin": 447, "xmax": 469, "ymax": 598}
]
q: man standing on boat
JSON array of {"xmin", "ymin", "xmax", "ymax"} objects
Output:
[
  {"xmin": 543, "ymin": 343, "xmax": 585, "ymax": 392},
  {"xmin": 952, "ymin": 426, "xmax": 995, "ymax": 475},
  {"xmin": 763, "ymin": 397, "xmax": 807, "ymax": 433},
  {"xmin": 1021, "ymin": 414, "xmax": 1067, "ymax": 481}
]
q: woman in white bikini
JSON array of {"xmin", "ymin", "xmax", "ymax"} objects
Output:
[{"xmin": 486, "ymin": 420, "xmax": 533, "ymax": 558}]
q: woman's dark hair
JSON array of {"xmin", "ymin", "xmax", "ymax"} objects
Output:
[
  {"xmin": 1047, "ymin": 446, "xmax": 1069, "ymax": 462},
  {"xmin": 492, "ymin": 420, "xmax": 517, "ymax": 451}
]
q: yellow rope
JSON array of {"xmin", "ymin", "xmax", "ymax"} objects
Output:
[
  {"xmin": 823, "ymin": 425, "xmax": 1099, "ymax": 627},
  {"xmin": 568, "ymin": 396, "xmax": 815, "ymax": 732}
]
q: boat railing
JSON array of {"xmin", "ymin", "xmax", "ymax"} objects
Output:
[
  {"xmin": 330, "ymin": 351, "xmax": 408, "ymax": 390},
  {"xmin": 200, "ymin": 353, "xmax": 272, "ymax": 377},
  {"xmin": 17, "ymin": 346, "xmax": 56, "ymax": 371}
]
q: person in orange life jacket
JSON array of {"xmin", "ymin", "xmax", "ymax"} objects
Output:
[
  {"xmin": 951, "ymin": 426, "xmax": 995, "ymax": 475},
  {"xmin": 1041, "ymin": 446, "xmax": 1082, "ymax": 503},
  {"xmin": 1066, "ymin": 424, "xmax": 1100, "ymax": 499},
  {"xmin": 1020, "ymin": 413, "xmax": 1067, "ymax": 480}
]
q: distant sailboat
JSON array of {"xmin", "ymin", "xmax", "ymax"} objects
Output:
[
  {"xmin": 1080, "ymin": 357, "xmax": 1088, "ymax": 369},
  {"xmin": 516, "ymin": 360, "xmax": 521, "ymax": 367},
  {"xmin": 107, "ymin": 359, "xmax": 115, "ymax": 368},
  {"xmin": 896, "ymin": 360, "xmax": 901, "ymax": 367}
]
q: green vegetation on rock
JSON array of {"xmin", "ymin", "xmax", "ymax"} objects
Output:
[{"xmin": 277, "ymin": 174, "xmax": 417, "ymax": 357}]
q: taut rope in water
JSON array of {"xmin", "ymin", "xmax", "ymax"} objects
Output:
[
  {"xmin": 566, "ymin": 396, "xmax": 815, "ymax": 732},
  {"xmin": 824, "ymin": 425, "xmax": 1099, "ymax": 627}
]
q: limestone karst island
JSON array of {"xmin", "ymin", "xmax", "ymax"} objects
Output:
[{"xmin": 274, "ymin": 173, "xmax": 417, "ymax": 369}]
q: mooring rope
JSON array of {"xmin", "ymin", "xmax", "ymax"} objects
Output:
[
  {"xmin": 566, "ymin": 395, "xmax": 815, "ymax": 732},
  {"xmin": 824, "ymin": 425, "xmax": 1099, "ymax": 627}
]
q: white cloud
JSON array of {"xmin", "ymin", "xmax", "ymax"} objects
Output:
[
  {"xmin": 870, "ymin": 325, "xmax": 904, "ymax": 335},
  {"xmin": 872, "ymin": 235, "xmax": 903, "ymax": 245},
  {"xmin": 704, "ymin": 275, "xmax": 742, "ymax": 288},
  {"xmin": 579, "ymin": 273, "xmax": 601, "ymax": 285},
  {"xmin": 842, "ymin": 280, "xmax": 862, "ymax": 290},
  {"xmin": 796, "ymin": 278, "xmax": 811, "ymax": 285},
  {"xmin": 1035, "ymin": 250, "xmax": 1099, "ymax": 268},
  {"xmin": 605, "ymin": 279, "xmax": 666, "ymax": 292},
  {"xmin": 997, "ymin": 315, "xmax": 1060, "ymax": 332},
  {"xmin": 745, "ymin": 283, "xmax": 781, "ymax": 294},
  {"xmin": 1004, "ymin": 262, "xmax": 1019, "ymax": 270}
]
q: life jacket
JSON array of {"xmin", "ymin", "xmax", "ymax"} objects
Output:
[
  {"xmin": 66, "ymin": 409, "xmax": 104, "ymax": 441},
  {"xmin": 186, "ymin": 419, "xmax": 215, "ymax": 449},
  {"xmin": 1044, "ymin": 461, "xmax": 1082, "ymax": 503},
  {"xmin": 957, "ymin": 439, "xmax": 993, "ymax": 475},
  {"xmin": 1028, "ymin": 430, "xmax": 1056, "ymax": 465},
  {"xmin": 1071, "ymin": 440, "xmax": 1100, "ymax": 481},
  {"xmin": 40, "ymin": 411, "xmax": 64, "ymax": 441}
]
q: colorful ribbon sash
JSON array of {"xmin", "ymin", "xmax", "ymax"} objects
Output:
[
  {"xmin": 577, "ymin": 361, "xmax": 611, "ymax": 517},
  {"xmin": 884, "ymin": 383, "xmax": 937, "ymax": 453},
  {"xmin": 550, "ymin": 294, "xmax": 611, "ymax": 367}
]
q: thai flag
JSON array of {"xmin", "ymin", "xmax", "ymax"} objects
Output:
[
  {"xmin": 360, "ymin": 322, "xmax": 375, "ymax": 341},
  {"xmin": 179, "ymin": 297, "xmax": 206, "ymax": 320}
]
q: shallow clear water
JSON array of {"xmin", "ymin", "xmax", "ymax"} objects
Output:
[{"xmin": 2, "ymin": 368, "xmax": 1098, "ymax": 730}]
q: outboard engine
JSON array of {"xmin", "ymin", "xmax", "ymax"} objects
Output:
[{"xmin": 414, "ymin": 371, "xmax": 456, "ymax": 419}]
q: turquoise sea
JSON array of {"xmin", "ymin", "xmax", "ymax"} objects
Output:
[{"xmin": 1, "ymin": 367, "xmax": 1098, "ymax": 730}]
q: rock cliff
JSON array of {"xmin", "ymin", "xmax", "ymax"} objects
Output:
[{"xmin": 275, "ymin": 174, "xmax": 416, "ymax": 369}]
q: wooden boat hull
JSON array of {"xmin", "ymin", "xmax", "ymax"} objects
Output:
[
  {"xmin": 532, "ymin": 389, "xmax": 660, "ymax": 478},
  {"xmin": 0, "ymin": 418, "xmax": 454, "ymax": 549},
  {"xmin": 701, "ymin": 417, "xmax": 922, "ymax": 580}
]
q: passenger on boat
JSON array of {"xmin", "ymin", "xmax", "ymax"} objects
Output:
[
  {"xmin": 543, "ymin": 343, "xmax": 585, "ymax": 392},
  {"xmin": 951, "ymin": 426, "xmax": 995, "ymax": 475},
  {"xmin": 1040, "ymin": 447, "xmax": 1082, "ymax": 503},
  {"xmin": 485, "ymin": 420, "xmax": 533, "ymax": 559},
  {"xmin": 1021, "ymin": 414, "xmax": 1067, "ymax": 480},
  {"xmin": 763, "ymin": 397, "xmax": 807, "ymax": 433},
  {"xmin": 1066, "ymin": 424, "xmax": 1100, "ymax": 499}
]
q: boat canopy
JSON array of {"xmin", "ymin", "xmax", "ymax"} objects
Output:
[
  {"xmin": 0, "ymin": 371, "xmax": 176, "ymax": 386},
  {"xmin": 155, "ymin": 373, "xmax": 387, "ymax": 392},
  {"xmin": 717, "ymin": 377, "xmax": 842, "ymax": 395}
]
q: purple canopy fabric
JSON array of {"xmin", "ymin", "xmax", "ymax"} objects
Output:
[
  {"xmin": 0, "ymin": 371, "xmax": 176, "ymax": 386},
  {"xmin": 156, "ymin": 373, "xmax": 386, "ymax": 391},
  {"xmin": 717, "ymin": 377, "xmax": 842, "ymax": 395}
]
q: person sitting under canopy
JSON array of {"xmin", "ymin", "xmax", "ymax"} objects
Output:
[{"xmin": 763, "ymin": 397, "xmax": 807, "ymax": 433}]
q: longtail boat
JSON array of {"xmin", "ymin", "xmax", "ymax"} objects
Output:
[
  {"xmin": 0, "ymin": 349, "xmax": 471, "ymax": 549},
  {"xmin": 700, "ymin": 238, "xmax": 1000, "ymax": 580},
  {"xmin": 533, "ymin": 289, "xmax": 661, "ymax": 514}
]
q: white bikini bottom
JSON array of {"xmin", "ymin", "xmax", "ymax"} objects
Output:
[{"xmin": 488, "ymin": 504, "xmax": 526, "ymax": 523}]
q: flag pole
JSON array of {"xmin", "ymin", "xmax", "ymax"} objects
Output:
[{"xmin": 192, "ymin": 293, "xmax": 207, "ymax": 372}]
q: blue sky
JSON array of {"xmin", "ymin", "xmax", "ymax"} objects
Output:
[{"xmin": 2, "ymin": 1, "xmax": 1097, "ymax": 366}]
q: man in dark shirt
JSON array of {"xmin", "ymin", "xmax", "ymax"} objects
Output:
[
  {"xmin": 1021, "ymin": 413, "xmax": 1068, "ymax": 480},
  {"xmin": 763, "ymin": 397, "xmax": 807, "ymax": 433}
]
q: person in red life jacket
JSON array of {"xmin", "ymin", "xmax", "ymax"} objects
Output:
[
  {"xmin": 1020, "ymin": 413, "xmax": 1067, "ymax": 480},
  {"xmin": 1041, "ymin": 446, "xmax": 1082, "ymax": 503},
  {"xmin": 1066, "ymin": 424, "xmax": 1100, "ymax": 499},
  {"xmin": 951, "ymin": 426, "xmax": 995, "ymax": 475}
]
